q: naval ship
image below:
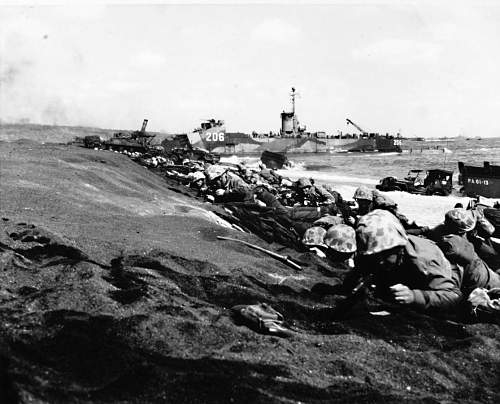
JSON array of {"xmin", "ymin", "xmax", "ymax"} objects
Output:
[{"xmin": 165, "ymin": 88, "xmax": 403, "ymax": 155}]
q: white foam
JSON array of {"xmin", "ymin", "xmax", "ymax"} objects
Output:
[
  {"xmin": 276, "ymin": 168, "xmax": 378, "ymax": 186},
  {"xmin": 219, "ymin": 155, "xmax": 261, "ymax": 168}
]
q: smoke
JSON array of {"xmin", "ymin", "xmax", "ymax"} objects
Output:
[
  {"xmin": 0, "ymin": 65, "xmax": 20, "ymax": 85},
  {"xmin": 0, "ymin": 9, "xmax": 86, "ymax": 127},
  {"xmin": 42, "ymin": 99, "xmax": 69, "ymax": 126}
]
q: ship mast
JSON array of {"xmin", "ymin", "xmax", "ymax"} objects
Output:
[
  {"xmin": 280, "ymin": 87, "xmax": 303, "ymax": 137},
  {"xmin": 291, "ymin": 87, "xmax": 298, "ymax": 135}
]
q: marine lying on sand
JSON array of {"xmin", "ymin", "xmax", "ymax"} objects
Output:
[{"xmin": 140, "ymin": 157, "xmax": 500, "ymax": 316}]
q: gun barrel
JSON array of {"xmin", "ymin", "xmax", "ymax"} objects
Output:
[{"xmin": 217, "ymin": 236, "xmax": 302, "ymax": 271}]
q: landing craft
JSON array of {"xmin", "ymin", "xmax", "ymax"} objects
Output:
[
  {"xmin": 345, "ymin": 118, "xmax": 403, "ymax": 153},
  {"xmin": 175, "ymin": 88, "xmax": 405, "ymax": 154},
  {"xmin": 458, "ymin": 161, "xmax": 500, "ymax": 198}
]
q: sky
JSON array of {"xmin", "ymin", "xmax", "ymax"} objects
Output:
[{"xmin": 1, "ymin": 1, "xmax": 500, "ymax": 137}]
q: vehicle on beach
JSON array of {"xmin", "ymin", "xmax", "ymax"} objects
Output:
[
  {"xmin": 82, "ymin": 135, "xmax": 102, "ymax": 149},
  {"xmin": 102, "ymin": 119, "xmax": 155, "ymax": 153},
  {"xmin": 82, "ymin": 119, "xmax": 156, "ymax": 153},
  {"xmin": 458, "ymin": 161, "xmax": 500, "ymax": 198},
  {"xmin": 376, "ymin": 169, "xmax": 453, "ymax": 196}
]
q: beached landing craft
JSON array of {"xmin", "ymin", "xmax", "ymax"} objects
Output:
[
  {"xmin": 458, "ymin": 161, "xmax": 500, "ymax": 198},
  {"xmin": 176, "ymin": 88, "xmax": 404, "ymax": 155}
]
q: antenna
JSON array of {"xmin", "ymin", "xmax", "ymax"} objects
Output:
[
  {"xmin": 289, "ymin": 87, "xmax": 301, "ymax": 135},
  {"xmin": 290, "ymin": 87, "xmax": 301, "ymax": 114}
]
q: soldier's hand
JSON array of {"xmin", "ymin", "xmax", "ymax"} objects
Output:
[
  {"xmin": 346, "ymin": 216, "xmax": 356, "ymax": 226},
  {"xmin": 390, "ymin": 284, "xmax": 415, "ymax": 304}
]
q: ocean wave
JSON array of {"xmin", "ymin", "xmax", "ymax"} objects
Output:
[
  {"xmin": 220, "ymin": 155, "xmax": 261, "ymax": 167},
  {"xmin": 275, "ymin": 168, "xmax": 379, "ymax": 186}
]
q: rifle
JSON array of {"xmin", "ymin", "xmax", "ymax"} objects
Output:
[
  {"xmin": 331, "ymin": 273, "xmax": 375, "ymax": 320},
  {"xmin": 217, "ymin": 236, "xmax": 302, "ymax": 271}
]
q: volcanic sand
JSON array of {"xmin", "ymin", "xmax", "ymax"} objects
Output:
[{"xmin": 1, "ymin": 141, "xmax": 499, "ymax": 403}]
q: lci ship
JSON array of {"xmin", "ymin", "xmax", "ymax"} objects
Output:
[{"xmin": 163, "ymin": 88, "xmax": 404, "ymax": 155}]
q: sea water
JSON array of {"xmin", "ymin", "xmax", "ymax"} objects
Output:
[{"xmin": 222, "ymin": 137, "xmax": 500, "ymax": 227}]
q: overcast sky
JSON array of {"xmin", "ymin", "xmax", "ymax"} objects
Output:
[{"xmin": 1, "ymin": 1, "xmax": 500, "ymax": 137}]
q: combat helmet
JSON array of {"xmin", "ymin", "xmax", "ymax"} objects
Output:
[
  {"xmin": 444, "ymin": 208, "xmax": 477, "ymax": 234},
  {"xmin": 205, "ymin": 165, "xmax": 227, "ymax": 182},
  {"xmin": 324, "ymin": 224, "xmax": 357, "ymax": 253},
  {"xmin": 190, "ymin": 171, "xmax": 205, "ymax": 182},
  {"xmin": 302, "ymin": 226, "xmax": 327, "ymax": 248},
  {"xmin": 353, "ymin": 186, "xmax": 373, "ymax": 201},
  {"xmin": 356, "ymin": 209, "xmax": 408, "ymax": 255}
]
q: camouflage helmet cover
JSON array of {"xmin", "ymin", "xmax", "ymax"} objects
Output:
[
  {"xmin": 302, "ymin": 226, "xmax": 327, "ymax": 247},
  {"xmin": 356, "ymin": 209, "xmax": 408, "ymax": 255},
  {"xmin": 353, "ymin": 186, "xmax": 373, "ymax": 201},
  {"xmin": 445, "ymin": 208, "xmax": 477, "ymax": 233},
  {"xmin": 190, "ymin": 171, "xmax": 206, "ymax": 182},
  {"xmin": 324, "ymin": 224, "xmax": 357, "ymax": 253},
  {"xmin": 205, "ymin": 165, "xmax": 227, "ymax": 182}
]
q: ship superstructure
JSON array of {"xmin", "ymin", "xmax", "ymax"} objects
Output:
[{"xmin": 163, "ymin": 88, "xmax": 404, "ymax": 155}]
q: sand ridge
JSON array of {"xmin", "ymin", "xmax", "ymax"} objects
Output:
[{"xmin": 0, "ymin": 142, "xmax": 499, "ymax": 403}]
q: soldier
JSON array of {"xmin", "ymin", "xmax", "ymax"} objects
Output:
[
  {"xmin": 349, "ymin": 186, "xmax": 416, "ymax": 229},
  {"xmin": 438, "ymin": 234, "xmax": 500, "ymax": 297},
  {"xmin": 187, "ymin": 171, "xmax": 207, "ymax": 193},
  {"xmin": 323, "ymin": 224, "xmax": 357, "ymax": 268},
  {"xmin": 302, "ymin": 226, "xmax": 327, "ymax": 253},
  {"xmin": 258, "ymin": 163, "xmax": 281, "ymax": 185},
  {"xmin": 354, "ymin": 209, "xmax": 462, "ymax": 312},
  {"xmin": 206, "ymin": 165, "xmax": 252, "ymax": 203},
  {"xmin": 353, "ymin": 186, "xmax": 374, "ymax": 216},
  {"xmin": 469, "ymin": 208, "xmax": 500, "ymax": 272}
]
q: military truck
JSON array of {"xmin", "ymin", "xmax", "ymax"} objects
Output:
[{"xmin": 376, "ymin": 169, "xmax": 453, "ymax": 196}]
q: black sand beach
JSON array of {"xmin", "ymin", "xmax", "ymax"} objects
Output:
[{"xmin": 1, "ymin": 141, "xmax": 499, "ymax": 403}]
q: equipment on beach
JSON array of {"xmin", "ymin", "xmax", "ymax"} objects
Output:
[
  {"xmin": 376, "ymin": 169, "xmax": 453, "ymax": 196},
  {"xmin": 102, "ymin": 119, "xmax": 156, "ymax": 153},
  {"xmin": 217, "ymin": 236, "xmax": 302, "ymax": 271}
]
